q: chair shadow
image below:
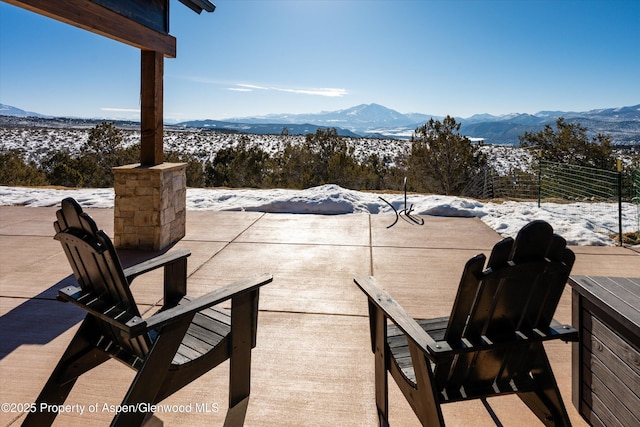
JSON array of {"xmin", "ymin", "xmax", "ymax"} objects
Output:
[
  {"xmin": 0, "ymin": 248, "xmax": 174, "ymax": 361},
  {"xmin": 223, "ymin": 397, "xmax": 249, "ymax": 427},
  {"xmin": 0, "ymin": 274, "xmax": 83, "ymax": 360},
  {"xmin": 140, "ymin": 398, "xmax": 248, "ymax": 426}
]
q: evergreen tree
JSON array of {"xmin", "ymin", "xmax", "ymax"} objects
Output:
[
  {"xmin": 42, "ymin": 152, "xmax": 84, "ymax": 187},
  {"xmin": 0, "ymin": 150, "xmax": 48, "ymax": 186},
  {"xmin": 76, "ymin": 121, "xmax": 140, "ymax": 187},
  {"xmin": 519, "ymin": 118, "xmax": 614, "ymax": 169},
  {"xmin": 304, "ymin": 127, "xmax": 376, "ymax": 189},
  {"xmin": 407, "ymin": 116, "xmax": 486, "ymax": 195},
  {"xmin": 267, "ymin": 140, "xmax": 314, "ymax": 189},
  {"xmin": 165, "ymin": 150, "xmax": 205, "ymax": 187},
  {"xmin": 205, "ymin": 136, "xmax": 269, "ymax": 187}
]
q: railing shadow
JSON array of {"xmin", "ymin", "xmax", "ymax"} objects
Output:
[{"xmin": 379, "ymin": 177, "xmax": 425, "ymax": 228}]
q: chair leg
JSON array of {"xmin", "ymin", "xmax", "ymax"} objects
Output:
[
  {"xmin": 229, "ymin": 291, "xmax": 258, "ymax": 408},
  {"xmin": 22, "ymin": 317, "xmax": 109, "ymax": 427},
  {"xmin": 517, "ymin": 345, "xmax": 572, "ymax": 427},
  {"xmin": 408, "ymin": 343, "xmax": 445, "ymax": 427},
  {"xmin": 111, "ymin": 317, "xmax": 193, "ymax": 427},
  {"xmin": 22, "ymin": 379, "xmax": 78, "ymax": 427},
  {"xmin": 229, "ymin": 346, "xmax": 252, "ymax": 409},
  {"xmin": 375, "ymin": 364, "xmax": 389, "ymax": 427},
  {"xmin": 372, "ymin": 307, "xmax": 389, "ymax": 426},
  {"xmin": 375, "ymin": 348, "xmax": 389, "ymax": 427}
]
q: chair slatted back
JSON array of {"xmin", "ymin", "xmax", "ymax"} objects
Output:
[
  {"xmin": 54, "ymin": 198, "xmax": 151, "ymax": 359},
  {"xmin": 437, "ymin": 220, "xmax": 575, "ymax": 393}
]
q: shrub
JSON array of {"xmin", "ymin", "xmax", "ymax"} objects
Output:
[
  {"xmin": 0, "ymin": 150, "xmax": 48, "ymax": 186},
  {"xmin": 519, "ymin": 118, "xmax": 614, "ymax": 169},
  {"xmin": 205, "ymin": 137, "xmax": 270, "ymax": 187},
  {"xmin": 406, "ymin": 116, "xmax": 487, "ymax": 195}
]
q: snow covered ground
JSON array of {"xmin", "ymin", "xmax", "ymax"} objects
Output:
[
  {"xmin": 1, "ymin": 184, "xmax": 636, "ymax": 246},
  {"xmin": 1, "ymin": 124, "xmax": 638, "ymax": 246},
  {"xmin": 0, "ymin": 123, "xmax": 588, "ymax": 176}
]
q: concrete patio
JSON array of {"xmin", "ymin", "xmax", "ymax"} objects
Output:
[{"xmin": 1, "ymin": 205, "xmax": 638, "ymax": 426}]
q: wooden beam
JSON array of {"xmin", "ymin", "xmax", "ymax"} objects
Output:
[
  {"xmin": 4, "ymin": 0, "xmax": 176, "ymax": 57},
  {"xmin": 141, "ymin": 50, "xmax": 165, "ymax": 166}
]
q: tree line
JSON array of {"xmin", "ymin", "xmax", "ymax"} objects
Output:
[{"xmin": 0, "ymin": 117, "xmax": 623, "ymax": 196}]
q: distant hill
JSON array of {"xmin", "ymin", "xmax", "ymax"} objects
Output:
[
  {"xmin": 219, "ymin": 103, "xmax": 441, "ymax": 138},
  {"xmin": 173, "ymin": 119, "xmax": 361, "ymax": 138},
  {"xmin": 224, "ymin": 103, "xmax": 415, "ymax": 127},
  {"xmin": 458, "ymin": 105, "xmax": 640, "ymax": 145},
  {"xmin": 216, "ymin": 102, "xmax": 640, "ymax": 145},
  {"xmin": 2, "ymin": 102, "xmax": 638, "ymax": 145},
  {"xmin": 0, "ymin": 103, "xmax": 50, "ymax": 118}
]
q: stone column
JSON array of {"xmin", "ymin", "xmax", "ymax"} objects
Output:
[{"xmin": 113, "ymin": 163, "xmax": 186, "ymax": 250}]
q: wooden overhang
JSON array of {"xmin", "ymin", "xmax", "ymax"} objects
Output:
[
  {"xmin": 181, "ymin": 0, "xmax": 216, "ymax": 14},
  {"xmin": 4, "ymin": 0, "xmax": 215, "ymax": 166},
  {"xmin": 3, "ymin": 0, "xmax": 215, "ymax": 58}
]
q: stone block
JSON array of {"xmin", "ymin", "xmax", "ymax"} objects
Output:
[{"xmin": 113, "ymin": 163, "xmax": 187, "ymax": 251}]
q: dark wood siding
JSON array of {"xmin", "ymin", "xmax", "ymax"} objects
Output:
[
  {"xmin": 570, "ymin": 276, "xmax": 640, "ymax": 427},
  {"xmin": 92, "ymin": 0, "xmax": 169, "ymax": 33}
]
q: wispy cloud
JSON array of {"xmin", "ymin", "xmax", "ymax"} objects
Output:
[
  {"xmin": 178, "ymin": 76, "xmax": 348, "ymax": 98},
  {"xmin": 227, "ymin": 83, "xmax": 347, "ymax": 97},
  {"xmin": 237, "ymin": 83, "xmax": 269, "ymax": 90},
  {"xmin": 228, "ymin": 83, "xmax": 268, "ymax": 92},
  {"xmin": 274, "ymin": 87, "xmax": 347, "ymax": 97}
]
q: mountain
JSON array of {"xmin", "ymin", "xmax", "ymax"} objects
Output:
[
  {"xmin": 459, "ymin": 105, "xmax": 640, "ymax": 145},
  {"xmin": 173, "ymin": 119, "xmax": 362, "ymax": 138},
  {"xmin": 217, "ymin": 103, "xmax": 444, "ymax": 138},
  {"xmin": 216, "ymin": 103, "xmax": 640, "ymax": 144},
  {"xmin": 0, "ymin": 103, "xmax": 49, "ymax": 118},
  {"xmin": 2, "ymin": 102, "xmax": 639, "ymax": 145},
  {"xmin": 225, "ymin": 103, "xmax": 419, "ymax": 129},
  {"xmin": 176, "ymin": 104, "xmax": 433, "ymax": 138},
  {"xmin": 404, "ymin": 112, "xmax": 443, "ymax": 124},
  {"xmin": 461, "ymin": 113, "xmax": 501, "ymax": 124}
]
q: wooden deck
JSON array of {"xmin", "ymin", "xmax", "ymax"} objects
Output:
[{"xmin": 1, "ymin": 205, "xmax": 638, "ymax": 426}]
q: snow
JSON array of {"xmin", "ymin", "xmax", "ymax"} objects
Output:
[
  {"xmin": 1, "ymin": 123, "xmax": 637, "ymax": 247},
  {"xmin": 1, "ymin": 184, "xmax": 636, "ymax": 247}
]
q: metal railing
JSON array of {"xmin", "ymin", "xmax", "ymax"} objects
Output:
[
  {"xmin": 633, "ymin": 169, "xmax": 640, "ymax": 234},
  {"xmin": 462, "ymin": 160, "xmax": 638, "ymax": 245}
]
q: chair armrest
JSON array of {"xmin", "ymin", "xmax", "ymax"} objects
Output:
[
  {"xmin": 145, "ymin": 273, "xmax": 273, "ymax": 331},
  {"xmin": 354, "ymin": 275, "xmax": 439, "ymax": 356},
  {"xmin": 541, "ymin": 319, "xmax": 579, "ymax": 342},
  {"xmin": 123, "ymin": 249, "xmax": 191, "ymax": 283}
]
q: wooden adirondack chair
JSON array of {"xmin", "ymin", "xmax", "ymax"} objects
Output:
[
  {"xmin": 23, "ymin": 198, "xmax": 272, "ymax": 426},
  {"xmin": 355, "ymin": 220, "xmax": 578, "ymax": 426}
]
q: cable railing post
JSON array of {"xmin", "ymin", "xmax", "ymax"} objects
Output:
[
  {"xmin": 617, "ymin": 160, "xmax": 623, "ymax": 246},
  {"xmin": 537, "ymin": 158, "xmax": 542, "ymax": 208}
]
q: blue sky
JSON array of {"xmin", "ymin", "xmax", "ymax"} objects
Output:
[{"xmin": 1, "ymin": 0, "xmax": 639, "ymax": 122}]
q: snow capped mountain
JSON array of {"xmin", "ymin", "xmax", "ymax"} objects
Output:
[
  {"xmin": 225, "ymin": 103, "xmax": 418, "ymax": 131},
  {"xmin": 459, "ymin": 105, "xmax": 640, "ymax": 145},
  {"xmin": 536, "ymin": 110, "xmax": 575, "ymax": 118},
  {"xmin": 1, "ymin": 102, "xmax": 639, "ymax": 145},
  {"xmin": 214, "ymin": 103, "xmax": 640, "ymax": 144},
  {"xmin": 341, "ymin": 103, "xmax": 407, "ymax": 122},
  {"xmin": 460, "ymin": 113, "xmax": 501, "ymax": 124}
]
